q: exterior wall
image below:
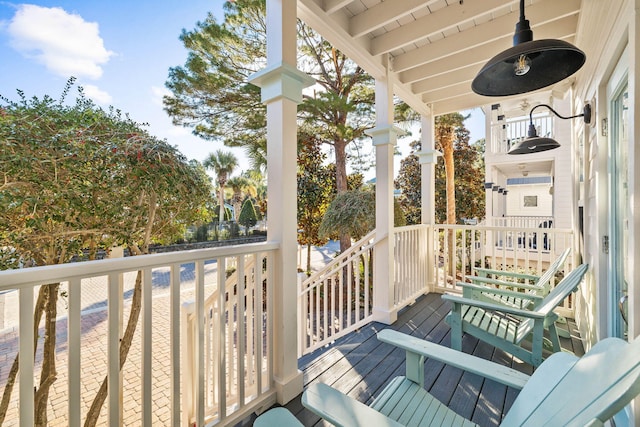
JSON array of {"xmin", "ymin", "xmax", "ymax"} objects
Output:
[
  {"xmin": 505, "ymin": 184, "xmax": 553, "ymax": 217},
  {"xmin": 550, "ymin": 97, "xmax": 575, "ymax": 230},
  {"xmin": 572, "ymin": 1, "xmax": 630, "ymax": 350}
]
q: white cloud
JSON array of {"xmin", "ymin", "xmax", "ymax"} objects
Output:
[
  {"xmin": 151, "ymin": 85, "xmax": 171, "ymax": 106},
  {"xmin": 82, "ymin": 84, "xmax": 112, "ymax": 105},
  {"xmin": 6, "ymin": 4, "xmax": 114, "ymax": 79}
]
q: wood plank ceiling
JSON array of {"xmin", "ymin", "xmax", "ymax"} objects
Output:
[{"xmin": 297, "ymin": 0, "xmax": 583, "ymax": 116}]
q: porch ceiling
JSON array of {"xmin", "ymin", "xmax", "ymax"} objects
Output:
[
  {"xmin": 495, "ymin": 159, "xmax": 553, "ymax": 178},
  {"xmin": 297, "ymin": 0, "xmax": 585, "ymax": 116}
]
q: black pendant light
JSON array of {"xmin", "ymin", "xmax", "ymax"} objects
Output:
[
  {"xmin": 508, "ymin": 103, "xmax": 591, "ymax": 155},
  {"xmin": 472, "ymin": 0, "xmax": 586, "ymax": 97}
]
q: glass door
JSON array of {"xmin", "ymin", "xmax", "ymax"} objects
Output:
[{"xmin": 608, "ymin": 71, "xmax": 629, "ymax": 339}]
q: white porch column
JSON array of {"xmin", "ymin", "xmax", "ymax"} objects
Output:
[
  {"xmin": 484, "ymin": 106, "xmax": 495, "ymax": 223},
  {"xmin": 418, "ymin": 114, "xmax": 440, "ymax": 225},
  {"xmin": 367, "ymin": 66, "xmax": 404, "ymax": 325},
  {"xmin": 418, "ymin": 113, "xmax": 441, "ymax": 294},
  {"xmin": 248, "ymin": 0, "xmax": 314, "ymax": 405}
]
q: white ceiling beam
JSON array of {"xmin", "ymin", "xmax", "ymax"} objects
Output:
[
  {"xmin": 349, "ymin": 0, "xmax": 440, "ymax": 38},
  {"xmin": 412, "ymin": 66, "xmax": 478, "ymax": 94},
  {"xmin": 298, "ymin": 0, "xmax": 430, "ymax": 116},
  {"xmin": 323, "ymin": 0, "xmax": 353, "ymax": 15},
  {"xmin": 298, "ymin": 0, "xmax": 385, "ymax": 78},
  {"xmin": 431, "ymin": 92, "xmax": 496, "ymax": 115},
  {"xmin": 393, "ymin": 0, "xmax": 581, "ymax": 72},
  {"xmin": 371, "ymin": 0, "xmax": 515, "ymax": 56},
  {"xmin": 420, "ymin": 81, "xmax": 476, "ymax": 105},
  {"xmin": 399, "ymin": 19, "xmax": 578, "ymax": 83}
]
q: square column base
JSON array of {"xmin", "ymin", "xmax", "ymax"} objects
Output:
[
  {"xmin": 372, "ymin": 307, "xmax": 398, "ymax": 325},
  {"xmin": 276, "ymin": 370, "xmax": 304, "ymax": 404}
]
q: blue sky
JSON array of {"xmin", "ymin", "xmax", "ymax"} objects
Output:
[
  {"xmin": 0, "ymin": 0, "xmax": 233, "ymax": 166},
  {"xmin": 0, "ymin": 1, "xmax": 485, "ymax": 177}
]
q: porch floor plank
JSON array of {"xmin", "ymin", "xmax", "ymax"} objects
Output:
[{"xmin": 245, "ymin": 292, "xmax": 583, "ymax": 427}]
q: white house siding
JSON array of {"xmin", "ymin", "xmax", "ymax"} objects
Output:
[
  {"xmin": 549, "ymin": 97, "xmax": 575, "ymax": 231},
  {"xmin": 505, "ymin": 183, "xmax": 553, "ymax": 217},
  {"xmin": 573, "ymin": 0, "xmax": 636, "ymax": 356},
  {"xmin": 575, "ymin": 115, "xmax": 602, "ymax": 349}
]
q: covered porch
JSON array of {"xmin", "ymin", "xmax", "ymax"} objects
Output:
[
  {"xmin": 279, "ymin": 292, "xmax": 583, "ymax": 427},
  {"xmin": 2, "ymin": 0, "xmax": 640, "ymax": 425}
]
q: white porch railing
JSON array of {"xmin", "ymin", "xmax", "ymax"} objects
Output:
[
  {"xmin": 298, "ymin": 231, "xmax": 375, "ymax": 357},
  {"xmin": 0, "ymin": 242, "xmax": 278, "ymax": 427},
  {"xmin": 483, "ymin": 216, "xmax": 554, "ymax": 229},
  {"xmin": 182, "ymin": 249, "xmax": 274, "ymax": 426},
  {"xmin": 298, "ymin": 224, "xmax": 576, "ymax": 356},
  {"xmin": 491, "ymin": 115, "xmax": 553, "ymax": 153},
  {"xmin": 430, "ymin": 224, "xmax": 574, "ymax": 294},
  {"xmin": 393, "ymin": 225, "xmax": 430, "ymax": 308}
]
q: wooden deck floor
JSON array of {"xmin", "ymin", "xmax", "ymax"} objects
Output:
[{"xmin": 248, "ymin": 292, "xmax": 584, "ymax": 427}]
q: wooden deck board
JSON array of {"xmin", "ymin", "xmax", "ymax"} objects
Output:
[{"xmin": 245, "ymin": 292, "xmax": 584, "ymax": 427}]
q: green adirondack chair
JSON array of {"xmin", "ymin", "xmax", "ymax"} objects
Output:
[
  {"xmin": 443, "ymin": 263, "xmax": 588, "ymax": 368},
  {"xmin": 459, "ymin": 248, "xmax": 571, "ymax": 310},
  {"xmin": 301, "ymin": 328, "xmax": 640, "ymax": 427}
]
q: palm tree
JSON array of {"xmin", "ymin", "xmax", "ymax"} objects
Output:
[
  {"xmin": 226, "ymin": 175, "xmax": 256, "ymax": 222},
  {"xmin": 435, "ymin": 112, "xmax": 468, "ymax": 276},
  {"xmin": 203, "ymin": 150, "xmax": 239, "ymax": 227}
]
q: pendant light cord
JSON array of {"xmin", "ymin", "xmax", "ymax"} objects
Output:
[{"xmin": 519, "ymin": 0, "xmax": 525, "ymax": 22}]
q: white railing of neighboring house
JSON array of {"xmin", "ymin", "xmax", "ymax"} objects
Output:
[
  {"xmin": 0, "ymin": 242, "xmax": 278, "ymax": 427},
  {"xmin": 491, "ymin": 114, "xmax": 553, "ymax": 154},
  {"xmin": 298, "ymin": 231, "xmax": 375, "ymax": 357},
  {"xmin": 430, "ymin": 224, "xmax": 576, "ymax": 312},
  {"xmin": 483, "ymin": 216, "xmax": 554, "ymax": 229}
]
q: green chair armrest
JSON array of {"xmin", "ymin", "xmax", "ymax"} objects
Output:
[
  {"xmin": 467, "ymin": 276, "xmax": 547, "ymax": 292},
  {"xmin": 442, "ymin": 294, "xmax": 548, "ymax": 319},
  {"xmin": 458, "ymin": 282, "xmax": 544, "ymax": 302},
  {"xmin": 302, "ymin": 382, "xmax": 404, "ymax": 427},
  {"xmin": 473, "ymin": 267, "xmax": 539, "ymax": 282},
  {"xmin": 254, "ymin": 408, "xmax": 303, "ymax": 427},
  {"xmin": 377, "ymin": 329, "xmax": 530, "ymax": 389}
]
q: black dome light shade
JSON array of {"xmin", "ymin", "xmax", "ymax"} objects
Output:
[
  {"xmin": 508, "ymin": 103, "xmax": 591, "ymax": 155},
  {"xmin": 472, "ymin": 0, "xmax": 586, "ymax": 97}
]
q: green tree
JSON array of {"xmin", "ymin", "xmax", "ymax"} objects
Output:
[
  {"xmin": 0, "ymin": 81, "xmax": 211, "ymax": 426},
  {"xmin": 396, "ymin": 140, "xmax": 423, "ymax": 225},
  {"xmin": 319, "ymin": 188, "xmax": 405, "ymax": 241},
  {"xmin": 242, "ymin": 169, "xmax": 266, "ymax": 220},
  {"xmin": 203, "ymin": 149, "xmax": 238, "ymax": 228},
  {"xmin": 238, "ymin": 199, "xmax": 258, "ymax": 235},
  {"xmin": 434, "ymin": 126, "xmax": 485, "ymax": 223},
  {"xmin": 396, "ymin": 126, "xmax": 485, "ymax": 225},
  {"xmin": 297, "ymin": 134, "xmax": 333, "ymax": 274},
  {"xmin": 164, "ymin": 0, "xmax": 376, "ymax": 254},
  {"xmin": 226, "ymin": 175, "xmax": 255, "ymax": 222},
  {"xmin": 164, "ymin": 1, "xmax": 267, "ymax": 166}
]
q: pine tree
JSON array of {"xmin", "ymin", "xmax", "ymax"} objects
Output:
[{"xmin": 238, "ymin": 199, "xmax": 258, "ymax": 235}]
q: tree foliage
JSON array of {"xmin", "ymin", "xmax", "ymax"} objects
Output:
[
  {"xmin": 0, "ymin": 79, "xmax": 212, "ymax": 425},
  {"xmin": 319, "ymin": 190, "xmax": 376, "ymax": 241},
  {"xmin": 396, "ymin": 140, "xmax": 423, "ymax": 225},
  {"xmin": 297, "ymin": 134, "xmax": 333, "ymax": 273},
  {"xmin": 434, "ymin": 126, "xmax": 485, "ymax": 224},
  {"xmin": 395, "ymin": 122, "xmax": 485, "ymax": 225},
  {"xmin": 164, "ymin": 0, "xmax": 267, "ymax": 168},
  {"xmin": 319, "ymin": 188, "xmax": 406, "ymax": 242},
  {"xmin": 238, "ymin": 198, "xmax": 258, "ymax": 234},
  {"xmin": 164, "ymin": 0, "xmax": 377, "ymax": 253},
  {"xmin": 204, "ymin": 149, "xmax": 238, "ymax": 227}
]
